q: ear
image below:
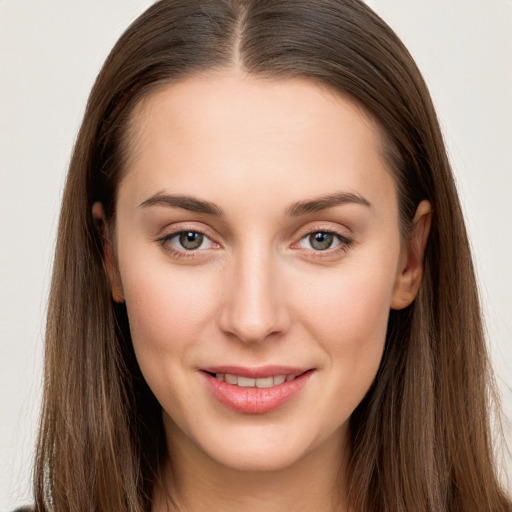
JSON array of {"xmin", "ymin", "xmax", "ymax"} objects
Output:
[
  {"xmin": 391, "ymin": 200, "xmax": 432, "ymax": 310},
  {"xmin": 92, "ymin": 202, "xmax": 125, "ymax": 303}
]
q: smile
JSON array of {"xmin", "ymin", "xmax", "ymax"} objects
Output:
[
  {"xmin": 201, "ymin": 367, "xmax": 314, "ymax": 414},
  {"xmin": 213, "ymin": 373, "xmax": 298, "ymax": 388}
]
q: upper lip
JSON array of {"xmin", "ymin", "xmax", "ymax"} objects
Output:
[{"xmin": 200, "ymin": 365, "xmax": 312, "ymax": 379}]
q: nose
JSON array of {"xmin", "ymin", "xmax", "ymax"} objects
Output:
[{"xmin": 218, "ymin": 245, "xmax": 290, "ymax": 344}]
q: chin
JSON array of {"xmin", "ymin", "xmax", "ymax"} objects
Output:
[
  {"xmin": 192, "ymin": 417, "xmax": 346, "ymax": 474},
  {"xmin": 204, "ymin": 438, "xmax": 312, "ymax": 472}
]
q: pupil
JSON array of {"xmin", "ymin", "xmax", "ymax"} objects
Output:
[
  {"xmin": 179, "ymin": 232, "xmax": 203, "ymax": 250},
  {"xmin": 310, "ymin": 232, "xmax": 333, "ymax": 250}
]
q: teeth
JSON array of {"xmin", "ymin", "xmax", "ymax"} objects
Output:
[
  {"xmin": 273, "ymin": 375, "xmax": 286, "ymax": 385},
  {"xmin": 238, "ymin": 377, "xmax": 255, "ymax": 387},
  {"xmin": 225, "ymin": 374, "xmax": 237, "ymax": 385},
  {"xmin": 255, "ymin": 377, "xmax": 274, "ymax": 388},
  {"xmin": 216, "ymin": 373, "xmax": 297, "ymax": 388}
]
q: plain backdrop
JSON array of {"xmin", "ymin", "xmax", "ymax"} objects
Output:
[{"xmin": 1, "ymin": 1, "xmax": 511, "ymax": 509}]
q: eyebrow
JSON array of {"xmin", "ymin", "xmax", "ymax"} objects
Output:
[
  {"xmin": 284, "ymin": 192, "xmax": 372, "ymax": 217},
  {"xmin": 138, "ymin": 190, "xmax": 371, "ymax": 217},
  {"xmin": 139, "ymin": 192, "xmax": 224, "ymax": 217}
]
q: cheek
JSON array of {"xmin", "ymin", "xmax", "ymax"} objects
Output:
[
  {"xmin": 120, "ymin": 262, "xmax": 223, "ymax": 422},
  {"xmin": 292, "ymin": 253, "xmax": 399, "ymax": 403},
  {"xmin": 120, "ymin": 260, "xmax": 218, "ymax": 360},
  {"xmin": 297, "ymin": 258, "xmax": 396, "ymax": 343}
]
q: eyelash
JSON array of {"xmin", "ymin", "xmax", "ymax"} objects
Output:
[
  {"xmin": 293, "ymin": 229, "xmax": 352, "ymax": 256},
  {"xmin": 156, "ymin": 227, "xmax": 352, "ymax": 259},
  {"xmin": 156, "ymin": 228, "xmax": 219, "ymax": 259}
]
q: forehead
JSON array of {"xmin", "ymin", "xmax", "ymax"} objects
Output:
[{"xmin": 118, "ymin": 71, "xmax": 396, "ymax": 215}]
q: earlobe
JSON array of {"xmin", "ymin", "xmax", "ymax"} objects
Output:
[
  {"xmin": 391, "ymin": 200, "xmax": 432, "ymax": 310},
  {"xmin": 92, "ymin": 202, "xmax": 125, "ymax": 303}
]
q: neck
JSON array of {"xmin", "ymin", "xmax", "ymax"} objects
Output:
[{"xmin": 153, "ymin": 420, "xmax": 351, "ymax": 512}]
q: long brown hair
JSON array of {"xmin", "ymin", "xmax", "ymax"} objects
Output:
[{"xmin": 34, "ymin": 1, "xmax": 511, "ymax": 510}]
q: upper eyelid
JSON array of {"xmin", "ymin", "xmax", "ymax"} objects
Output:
[
  {"xmin": 155, "ymin": 223, "xmax": 218, "ymax": 241},
  {"xmin": 299, "ymin": 227, "xmax": 350, "ymax": 238},
  {"xmin": 293, "ymin": 223, "xmax": 352, "ymax": 241}
]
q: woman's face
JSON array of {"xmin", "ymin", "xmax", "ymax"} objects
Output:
[{"xmin": 107, "ymin": 72, "xmax": 421, "ymax": 472}]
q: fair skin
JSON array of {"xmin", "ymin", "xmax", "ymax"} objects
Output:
[{"xmin": 94, "ymin": 71, "xmax": 431, "ymax": 512}]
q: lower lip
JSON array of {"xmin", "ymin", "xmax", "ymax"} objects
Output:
[{"xmin": 202, "ymin": 371, "xmax": 313, "ymax": 414}]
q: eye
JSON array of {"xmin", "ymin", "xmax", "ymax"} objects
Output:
[
  {"xmin": 305, "ymin": 232, "xmax": 335, "ymax": 251},
  {"xmin": 158, "ymin": 230, "xmax": 216, "ymax": 253},
  {"xmin": 177, "ymin": 231, "xmax": 206, "ymax": 250},
  {"xmin": 297, "ymin": 230, "xmax": 351, "ymax": 252}
]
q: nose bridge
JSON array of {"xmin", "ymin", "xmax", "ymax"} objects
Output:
[{"xmin": 220, "ymin": 239, "xmax": 287, "ymax": 343}]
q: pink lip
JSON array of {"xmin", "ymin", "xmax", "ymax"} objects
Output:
[{"xmin": 201, "ymin": 368, "xmax": 314, "ymax": 414}]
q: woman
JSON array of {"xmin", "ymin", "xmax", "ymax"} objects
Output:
[{"xmin": 27, "ymin": 0, "xmax": 511, "ymax": 511}]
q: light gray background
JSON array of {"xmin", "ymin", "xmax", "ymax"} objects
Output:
[{"xmin": 1, "ymin": 1, "xmax": 511, "ymax": 509}]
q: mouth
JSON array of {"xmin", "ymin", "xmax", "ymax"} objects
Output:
[
  {"xmin": 201, "ymin": 367, "xmax": 314, "ymax": 414},
  {"xmin": 205, "ymin": 372, "xmax": 302, "ymax": 388}
]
